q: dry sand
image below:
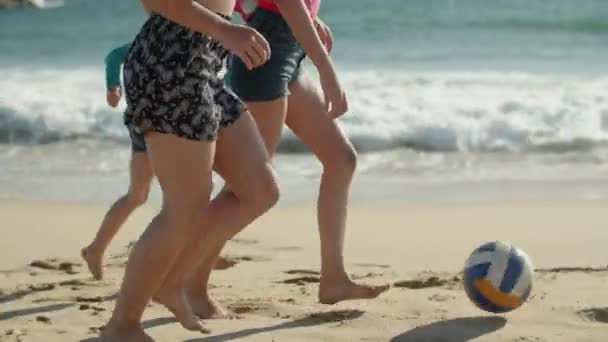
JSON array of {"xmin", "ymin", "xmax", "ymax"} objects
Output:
[{"xmin": 1, "ymin": 199, "xmax": 607, "ymax": 341}]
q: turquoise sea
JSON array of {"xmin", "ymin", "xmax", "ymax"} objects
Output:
[{"xmin": 1, "ymin": 0, "xmax": 608, "ymax": 204}]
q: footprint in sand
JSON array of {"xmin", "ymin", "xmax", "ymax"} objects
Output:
[
  {"xmin": 58, "ymin": 279, "xmax": 91, "ymax": 287},
  {"xmin": 231, "ymin": 255, "xmax": 271, "ymax": 262},
  {"xmin": 305, "ymin": 309, "xmax": 365, "ymax": 323},
  {"xmin": 428, "ymin": 293, "xmax": 455, "ymax": 302},
  {"xmin": 279, "ymin": 276, "xmax": 320, "ymax": 286},
  {"xmin": 226, "ymin": 298, "xmax": 278, "ymax": 317},
  {"xmin": 513, "ymin": 337, "xmax": 544, "ymax": 342},
  {"xmin": 279, "ymin": 298, "xmax": 297, "ymax": 304},
  {"xmin": 351, "ymin": 272, "xmax": 386, "ymax": 280},
  {"xmin": 35, "ymin": 315, "xmax": 51, "ymax": 324},
  {"xmin": 1, "ymin": 283, "xmax": 56, "ymax": 303},
  {"xmin": 88, "ymin": 326, "xmax": 105, "ymax": 335},
  {"xmin": 273, "ymin": 246, "xmax": 302, "ymax": 252},
  {"xmin": 353, "ymin": 263, "xmax": 392, "ymax": 269},
  {"xmin": 30, "ymin": 259, "xmax": 81, "ymax": 275},
  {"xmin": 578, "ymin": 307, "xmax": 608, "ymax": 324},
  {"xmin": 4, "ymin": 328, "xmax": 28, "ymax": 340},
  {"xmin": 3, "ymin": 277, "xmax": 100, "ymax": 303},
  {"xmin": 75, "ymin": 294, "xmax": 116, "ymax": 303},
  {"xmin": 393, "ymin": 276, "xmax": 460, "ymax": 290},
  {"xmin": 284, "ymin": 269, "xmax": 320, "ymax": 276},
  {"xmin": 535, "ymin": 266, "xmax": 608, "ymax": 274},
  {"xmin": 230, "ymin": 237, "xmax": 259, "ymax": 245}
]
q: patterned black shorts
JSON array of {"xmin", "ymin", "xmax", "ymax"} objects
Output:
[{"xmin": 123, "ymin": 14, "xmax": 246, "ymax": 142}]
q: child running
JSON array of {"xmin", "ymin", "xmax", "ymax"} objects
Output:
[
  {"xmin": 81, "ymin": 42, "xmax": 234, "ymax": 281},
  {"xmin": 227, "ymin": 0, "xmax": 390, "ymax": 304}
]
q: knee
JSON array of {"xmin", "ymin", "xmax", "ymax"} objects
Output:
[
  {"xmin": 322, "ymin": 144, "xmax": 358, "ymax": 178},
  {"xmin": 252, "ymin": 169, "xmax": 280, "ymax": 212},
  {"xmin": 164, "ymin": 194, "xmax": 210, "ymax": 233}
]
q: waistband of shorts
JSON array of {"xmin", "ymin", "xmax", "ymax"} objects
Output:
[
  {"xmin": 149, "ymin": 11, "xmax": 232, "ymax": 40},
  {"xmin": 250, "ymin": 7, "xmax": 285, "ymax": 23}
]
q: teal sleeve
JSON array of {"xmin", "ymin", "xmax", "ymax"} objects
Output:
[{"xmin": 104, "ymin": 43, "xmax": 131, "ymax": 89}]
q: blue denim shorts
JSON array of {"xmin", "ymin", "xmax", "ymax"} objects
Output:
[{"xmin": 228, "ymin": 8, "xmax": 306, "ymax": 102}]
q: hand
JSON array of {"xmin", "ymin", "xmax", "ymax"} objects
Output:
[
  {"xmin": 216, "ymin": 22, "xmax": 270, "ymax": 70},
  {"xmin": 314, "ymin": 18, "xmax": 333, "ymax": 53},
  {"xmin": 319, "ymin": 67, "xmax": 348, "ymax": 118},
  {"xmin": 106, "ymin": 88, "xmax": 122, "ymax": 108}
]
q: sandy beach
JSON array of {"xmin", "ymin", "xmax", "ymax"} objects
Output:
[
  {"xmin": 3, "ymin": 0, "xmax": 608, "ymax": 341},
  {"xmin": 1, "ymin": 199, "xmax": 607, "ymax": 341}
]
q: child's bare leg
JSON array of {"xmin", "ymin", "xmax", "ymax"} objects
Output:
[
  {"xmin": 102, "ymin": 133, "xmax": 213, "ymax": 339},
  {"xmin": 82, "ymin": 152, "xmax": 153, "ymax": 280},
  {"xmin": 286, "ymin": 77, "xmax": 389, "ymax": 304},
  {"xmin": 159, "ymin": 113, "xmax": 279, "ymax": 319}
]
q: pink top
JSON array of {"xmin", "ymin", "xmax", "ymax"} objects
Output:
[{"xmin": 236, "ymin": 0, "xmax": 320, "ymax": 19}]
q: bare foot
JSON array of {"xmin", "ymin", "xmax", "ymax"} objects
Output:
[
  {"xmin": 81, "ymin": 247, "xmax": 103, "ymax": 280},
  {"xmin": 100, "ymin": 325, "xmax": 154, "ymax": 342},
  {"xmin": 188, "ymin": 292, "xmax": 235, "ymax": 319},
  {"xmin": 154, "ymin": 288, "xmax": 210, "ymax": 333},
  {"xmin": 213, "ymin": 256, "xmax": 238, "ymax": 271},
  {"xmin": 318, "ymin": 279, "xmax": 390, "ymax": 305}
]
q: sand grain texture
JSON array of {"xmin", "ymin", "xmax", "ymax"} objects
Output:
[{"xmin": 1, "ymin": 200, "xmax": 607, "ymax": 341}]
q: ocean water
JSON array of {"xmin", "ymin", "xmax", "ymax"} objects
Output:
[{"xmin": 1, "ymin": 0, "xmax": 608, "ymax": 204}]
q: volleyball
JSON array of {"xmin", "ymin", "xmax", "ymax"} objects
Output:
[{"xmin": 463, "ymin": 241, "xmax": 533, "ymax": 313}]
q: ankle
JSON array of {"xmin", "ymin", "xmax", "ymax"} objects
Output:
[
  {"xmin": 84, "ymin": 244, "xmax": 104, "ymax": 257},
  {"xmin": 320, "ymin": 271, "xmax": 350, "ymax": 285},
  {"xmin": 106, "ymin": 314, "xmax": 140, "ymax": 331}
]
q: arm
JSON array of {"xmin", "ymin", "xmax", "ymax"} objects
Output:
[
  {"xmin": 273, "ymin": 0, "xmax": 347, "ymax": 117},
  {"xmin": 273, "ymin": 0, "xmax": 330, "ymax": 71},
  {"xmin": 104, "ymin": 43, "xmax": 131, "ymax": 90},
  {"xmin": 104, "ymin": 43, "xmax": 131, "ymax": 107}
]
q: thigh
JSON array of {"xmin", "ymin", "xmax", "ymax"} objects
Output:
[
  {"xmin": 213, "ymin": 112, "xmax": 275, "ymax": 198},
  {"xmin": 286, "ymin": 76, "xmax": 355, "ymax": 161},
  {"xmin": 145, "ymin": 132, "xmax": 214, "ymax": 213},
  {"xmin": 246, "ymin": 98, "xmax": 288, "ymax": 156}
]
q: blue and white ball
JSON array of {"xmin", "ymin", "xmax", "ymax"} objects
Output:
[{"xmin": 463, "ymin": 241, "xmax": 533, "ymax": 313}]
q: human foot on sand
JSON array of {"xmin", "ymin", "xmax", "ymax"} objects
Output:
[
  {"xmin": 100, "ymin": 325, "xmax": 153, "ymax": 342},
  {"xmin": 154, "ymin": 287, "xmax": 210, "ymax": 333},
  {"xmin": 188, "ymin": 292, "xmax": 235, "ymax": 319},
  {"xmin": 318, "ymin": 278, "xmax": 390, "ymax": 305},
  {"xmin": 81, "ymin": 247, "xmax": 103, "ymax": 280}
]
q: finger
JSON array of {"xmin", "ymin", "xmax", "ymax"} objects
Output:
[
  {"xmin": 324, "ymin": 93, "xmax": 331, "ymax": 114},
  {"xmin": 245, "ymin": 48, "xmax": 264, "ymax": 68},
  {"xmin": 325, "ymin": 26, "xmax": 334, "ymax": 53},
  {"xmin": 252, "ymin": 31, "xmax": 271, "ymax": 60},
  {"xmin": 332, "ymin": 94, "xmax": 347, "ymax": 118},
  {"xmin": 328, "ymin": 98, "xmax": 339, "ymax": 118},
  {"xmin": 238, "ymin": 51, "xmax": 254, "ymax": 70},
  {"xmin": 247, "ymin": 38, "xmax": 267, "ymax": 66},
  {"xmin": 318, "ymin": 27, "xmax": 330, "ymax": 52}
]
